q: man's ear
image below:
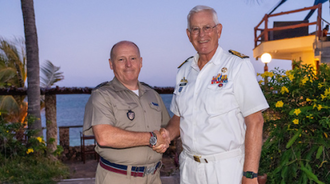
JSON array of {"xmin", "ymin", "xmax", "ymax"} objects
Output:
[
  {"xmin": 109, "ymin": 59, "xmax": 113, "ymax": 70},
  {"xmin": 217, "ymin": 23, "xmax": 223, "ymax": 39},
  {"xmin": 186, "ymin": 29, "xmax": 192, "ymax": 42}
]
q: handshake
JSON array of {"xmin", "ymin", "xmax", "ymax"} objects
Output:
[{"xmin": 151, "ymin": 128, "xmax": 171, "ymax": 153}]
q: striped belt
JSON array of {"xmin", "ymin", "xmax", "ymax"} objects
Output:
[
  {"xmin": 100, "ymin": 157, "xmax": 162, "ymax": 177},
  {"xmin": 184, "ymin": 148, "xmax": 243, "ymax": 163}
]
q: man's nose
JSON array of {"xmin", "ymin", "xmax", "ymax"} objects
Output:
[
  {"xmin": 126, "ymin": 60, "xmax": 132, "ymax": 67},
  {"xmin": 198, "ymin": 29, "xmax": 205, "ymax": 36}
]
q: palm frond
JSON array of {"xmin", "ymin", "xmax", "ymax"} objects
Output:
[
  {"xmin": 0, "ymin": 67, "xmax": 17, "ymax": 86},
  {"xmin": 0, "ymin": 95, "xmax": 20, "ymax": 114},
  {"xmin": 41, "ymin": 60, "xmax": 64, "ymax": 88}
]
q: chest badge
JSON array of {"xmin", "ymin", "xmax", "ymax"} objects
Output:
[
  {"xmin": 127, "ymin": 110, "xmax": 135, "ymax": 121},
  {"xmin": 211, "ymin": 73, "xmax": 228, "ymax": 87},
  {"xmin": 179, "ymin": 77, "xmax": 188, "ymax": 92},
  {"xmin": 221, "ymin": 67, "xmax": 227, "ymax": 73}
]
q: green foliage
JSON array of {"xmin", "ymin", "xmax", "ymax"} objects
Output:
[
  {"xmin": 0, "ymin": 155, "xmax": 69, "ymax": 183},
  {"xmin": 259, "ymin": 61, "xmax": 330, "ymax": 183},
  {"xmin": 0, "ymin": 116, "xmax": 69, "ymax": 183}
]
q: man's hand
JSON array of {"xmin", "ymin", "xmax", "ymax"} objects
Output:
[{"xmin": 152, "ymin": 128, "xmax": 170, "ymax": 153}]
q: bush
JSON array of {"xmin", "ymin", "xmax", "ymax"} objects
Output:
[
  {"xmin": 259, "ymin": 61, "xmax": 330, "ymax": 184},
  {"xmin": 0, "ymin": 115, "xmax": 69, "ymax": 183}
]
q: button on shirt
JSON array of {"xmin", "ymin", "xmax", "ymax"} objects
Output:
[
  {"xmin": 170, "ymin": 46, "xmax": 269, "ymax": 156},
  {"xmin": 83, "ymin": 77, "xmax": 170, "ymax": 165}
]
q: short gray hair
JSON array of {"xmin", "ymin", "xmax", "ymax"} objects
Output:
[{"xmin": 187, "ymin": 5, "xmax": 220, "ymax": 30}]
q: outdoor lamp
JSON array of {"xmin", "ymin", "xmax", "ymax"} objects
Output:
[
  {"xmin": 261, "ymin": 53, "xmax": 272, "ymax": 86},
  {"xmin": 261, "ymin": 53, "xmax": 272, "ymax": 72}
]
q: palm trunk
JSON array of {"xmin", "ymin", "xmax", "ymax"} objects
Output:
[
  {"xmin": 45, "ymin": 94, "xmax": 57, "ymax": 154},
  {"xmin": 21, "ymin": 0, "xmax": 42, "ymax": 136}
]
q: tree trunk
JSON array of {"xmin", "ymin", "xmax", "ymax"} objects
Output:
[
  {"xmin": 45, "ymin": 94, "xmax": 57, "ymax": 155},
  {"xmin": 21, "ymin": 0, "xmax": 42, "ymax": 136}
]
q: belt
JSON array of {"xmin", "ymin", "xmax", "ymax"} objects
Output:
[
  {"xmin": 100, "ymin": 157, "xmax": 162, "ymax": 177},
  {"xmin": 184, "ymin": 148, "xmax": 243, "ymax": 163}
]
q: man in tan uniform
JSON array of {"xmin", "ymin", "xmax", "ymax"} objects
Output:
[{"xmin": 83, "ymin": 40, "xmax": 171, "ymax": 184}]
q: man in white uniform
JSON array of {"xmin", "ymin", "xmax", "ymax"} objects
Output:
[{"xmin": 153, "ymin": 5, "xmax": 269, "ymax": 184}]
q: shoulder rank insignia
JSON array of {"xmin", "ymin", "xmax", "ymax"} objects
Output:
[
  {"xmin": 93, "ymin": 81, "xmax": 108, "ymax": 90},
  {"xmin": 229, "ymin": 50, "xmax": 249, "ymax": 59},
  {"xmin": 178, "ymin": 56, "xmax": 193, "ymax": 68}
]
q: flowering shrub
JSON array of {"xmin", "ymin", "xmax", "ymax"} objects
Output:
[
  {"xmin": 0, "ymin": 115, "xmax": 62, "ymax": 158},
  {"xmin": 258, "ymin": 62, "xmax": 330, "ymax": 184}
]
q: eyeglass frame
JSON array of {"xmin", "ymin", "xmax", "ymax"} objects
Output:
[{"xmin": 189, "ymin": 24, "xmax": 218, "ymax": 35}]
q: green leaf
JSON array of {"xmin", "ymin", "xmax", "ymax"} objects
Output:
[
  {"xmin": 316, "ymin": 146, "xmax": 323, "ymax": 159},
  {"xmin": 286, "ymin": 129, "xmax": 303, "ymax": 149},
  {"xmin": 300, "ymin": 166, "xmax": 324, "ymax": 184}
]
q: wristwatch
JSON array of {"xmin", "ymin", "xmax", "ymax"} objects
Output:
[
  {"xmin": 149, "ymin": 132, "xmax": 157, "ymax": 147},
  {"xmin": 243, "ymin": 171, "xmax": 258, "ymax": 179}
]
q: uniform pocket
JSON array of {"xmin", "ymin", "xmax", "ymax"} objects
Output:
[
  {"xmin": 205, "ymin": 85, "xmax": 238, "ymax": 116},
  {"xmin": 112, "ymin": 102, "xmax": 139, "ymax": 129}
]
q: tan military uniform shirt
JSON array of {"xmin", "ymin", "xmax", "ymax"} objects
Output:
[{"xmin": 83, "ymin": 77, "xmax": 170, "ymax": 165}]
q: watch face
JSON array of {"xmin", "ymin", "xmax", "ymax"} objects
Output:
[
  {"xmin": 150, "ymin": 137, "xmax": 157, "ymax": 146},
  {"xmin": 245, "ymin": 172, "xmax": 253, "ymax": 178}
]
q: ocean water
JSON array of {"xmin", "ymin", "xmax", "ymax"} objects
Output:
[{"xmin": 41, "ymin": 94, "xmax": 173, "ymax": 146}]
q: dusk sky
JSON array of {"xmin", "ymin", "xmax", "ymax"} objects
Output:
[{"xmin": 1, "ymin": 0, "xmax": 328, "ymax": 87}]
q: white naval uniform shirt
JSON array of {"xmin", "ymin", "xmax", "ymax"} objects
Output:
[{"xmin": 170, "ymin": 46, "xmax": 269, "ymax": 156}]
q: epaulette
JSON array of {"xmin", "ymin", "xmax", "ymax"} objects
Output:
[
  {"xmin": 140, "ymin": 82, "xmax": 153, "ymax": 89},
  {"xmin": 178, "ymin": 56, "xmax": 193, "ymax": 68},
  {"xmin": 229, "ymin": 50, "xmax": 249, "ymax": 59},
  {"xmin": 93, "ymin": 81, "xmax": 108, "ymax": 90}
]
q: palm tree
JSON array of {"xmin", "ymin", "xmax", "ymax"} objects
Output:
[
  {"xmin": 20, "ymin": 0, "xmax": 42, "ymax": 136},
  {"xmin": 0, "ymin": 39, "xmax": 27, "ymax": 124},
  {"xmin": 41, "ymin": 60, "xmax": 64, "ymax": 154}
]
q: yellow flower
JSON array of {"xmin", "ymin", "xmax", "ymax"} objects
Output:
[
  {"xmin": 301, "ymin": 77, "xmax": 308, "ymax": 85},
  {"xmin": 281, "ymin": 86, "xmax": 289, "ymax": 94},
  {"xmin": 293, "ymin": 109, "xmax": 301, "ymax": 115},
  {"xmin": 318, "ymin": 83, "xmax": 323, "ymax": 89},
  {"xmin": 293, "ymin": 119, "xmax": 299, "ymax": 124},
  {"xmin": 37, "ymin": 137, "xmax": 43, "ymax": 143},
  {"xmin": 324, "ymin": 132, "xmax": 328, "ymax": 138},
  {"xmin": 275, "ymin": 101, "xmax": 284, "ymax": 108},
  {"xmin": 321, "ymin": 94, "xmax": 326, "ymax": 101},
  {"xmin": 325, "ymin": 88, "xmax": 330, "ymax": 96},
  {"xmin": 288, "ymin": 74, "xmax": 294, "ymax": 81},
  {"xmin": 306, "ymin": 98, "xmax": 311, "ymax": 102},
  {"xmin": 306, "ymin": 114, "xmax": 314, "ymax": 119},
  {"xmin": 258, "ymin": 80, "xmax": 263, "ymax": 85},
  {"xmin": 257, "ymin": 73, "xmax": 261, "ymax": 76},
  {"xmin": 285, "ymin": 70, "xmax": 292, "ymax": 76},
  {"xmin": 317, "ymin": 105, "xmax": 322, "ymax": 111},
  {"xmin": 26, "ymin": 148, "xmax": 34, "ymax": 154}
]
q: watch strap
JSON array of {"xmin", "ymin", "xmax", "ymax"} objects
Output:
[{"xmin": 243, "ymin": 171, "xmax": 258, "ymax": 179}]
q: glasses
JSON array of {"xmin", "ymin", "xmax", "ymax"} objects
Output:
[{"xmin": 189, "ymin": 25, "xmax": 217, "ymax": 35}]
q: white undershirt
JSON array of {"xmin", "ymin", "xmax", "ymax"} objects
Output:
[{"xmin": 132, "ymin": 89, "xmax": 139, "ymax": 96}]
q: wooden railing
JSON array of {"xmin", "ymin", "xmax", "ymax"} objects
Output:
[{"xmin": 254, "ymin": 3, "xmax": 323, "ymax": 48}]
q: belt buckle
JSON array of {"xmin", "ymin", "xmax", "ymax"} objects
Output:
[
  {"xmin": 193, "ymin": 155, "xmax": 201, "ymax": 163},
  {"xmin": 144, "ymin": 166, "xmax": 155, "ymax": 176}
]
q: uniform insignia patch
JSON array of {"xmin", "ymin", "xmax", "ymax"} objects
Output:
[
  {"xmin": 93, "ymin": 81, "xmax": 108, "ymax": 90},
  {"xmin": 211, "ymin": 73, "xmax": 228, "ymax": 87},
  {"xmin": 178, "ymin": 77, "xmax": 188, "ymax": 92},
  {"xmin": 127, "ymin": 110, "xmax": 135, "ymax": 121},
  {"xmin": 178, "ymin": 56, "xmax": 193, "ymax": 68},
  {"xmin": 229, "ymin": 50, "xmax": 249, "ymax": 59},
  {"xmin": 221, "ymin": 67, "xmax": 228, "ymax": 73}
]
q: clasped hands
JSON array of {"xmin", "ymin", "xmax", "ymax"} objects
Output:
[{"xmin": 152, "ymin": 128, "xmax": 170, "ymax": 153}]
